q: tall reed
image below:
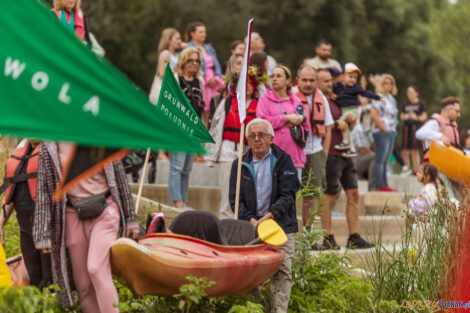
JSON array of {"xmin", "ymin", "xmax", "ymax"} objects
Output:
[{"xmin": 365, "ymin": 187, "xmax": 461, "ymax": 306}]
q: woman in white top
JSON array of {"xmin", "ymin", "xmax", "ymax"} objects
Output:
[
  {"xmin": 157, "ymin": 28, "xmax": 181, "ymax": 75},
  {"xmin": 370, "ymin": 74, "xmax": 399, "ymax": 191},
  {"xmin": 149, "ymin": 28, "xmax": 182, "ymax": 105}
]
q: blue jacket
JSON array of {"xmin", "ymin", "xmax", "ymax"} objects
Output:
[
  {"xmin": 187, "ymin": 41, "xmax": 222, "ymax": 78},
  {"xmin": 229, "ymin": 144, "xmax": 300, "ymax": 234}
]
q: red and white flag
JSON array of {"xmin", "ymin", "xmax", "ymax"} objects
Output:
[{"xmin": 236, "ymin": 18, "xmax": 254, "ymax": 124}]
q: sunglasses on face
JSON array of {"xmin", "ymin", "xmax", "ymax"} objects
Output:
[{"xmin": 186, "ymin": 59, "xmax": 201, "ymax": 64}]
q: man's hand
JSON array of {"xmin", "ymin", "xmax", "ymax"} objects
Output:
[
  {"xmin": 380, "ymin": 97, "xmax": 386, "ymax": 104},
  {"xmin": 257, "ymin": 212, "xmax": 274, "ymax": 225},
  {"xmin": 359, "ymin": 147, "xmax": 373, "ymax": 155},
  {"xmin": 208, "ymin": 78, "xmax": 217, "ymax": 88},
  {"xmin": 336, "ymin": 120, "xmax": 348, "ymax": 131},
  {"xmin": 441, "ymin": 135, "xmax": 451, "ymax": 146},
  {"xmin": 126, "ymin": 228, "xmax": 140, "ymax": 240},
  {"xmin": 250, "ymin": 218, "xmax": 258, "ymax": 228},
  {"xmin": 345, "ymin": 113, "xmax": 356, "ymax": 124},
  {"xmin": 286, "ymin": 114, "xmax": 303, "ymax": 126}
]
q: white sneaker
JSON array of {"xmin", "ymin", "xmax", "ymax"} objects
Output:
[{"xmin": 400, "ymin": 167, "xmax": 411, "ymax": 177}]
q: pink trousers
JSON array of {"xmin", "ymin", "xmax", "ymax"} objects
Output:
[{"xmin": 65, "ymin": 201, "xmax": 120, "ymax": 313}]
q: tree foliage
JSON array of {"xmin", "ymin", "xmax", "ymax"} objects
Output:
[{"xmin": 431, "ymin": 0, "xmax": 470, "ymax": 126}]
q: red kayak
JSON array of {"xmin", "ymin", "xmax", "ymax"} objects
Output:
[{"xmin": 111, "ymin": 233, "xmax": 284, "ymax": 297}]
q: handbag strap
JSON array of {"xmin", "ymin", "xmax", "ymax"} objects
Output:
[{"xmin": 275, "ymin": 101, "xmax": 287, "ymax": 114}]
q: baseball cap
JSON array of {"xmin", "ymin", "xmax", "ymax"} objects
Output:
[{"xmin": 343, "ymin": 62, "xmax": 361, "ymax": 74}]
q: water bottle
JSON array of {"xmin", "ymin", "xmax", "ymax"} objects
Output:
[{"xmin": 296, "ymin": 104, "xmax": 303, "ymax": 115}]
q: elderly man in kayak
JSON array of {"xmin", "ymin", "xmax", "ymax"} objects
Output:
[{"xmin": 229, "ymin": 118, "xmax": 300, "ymax": 313}]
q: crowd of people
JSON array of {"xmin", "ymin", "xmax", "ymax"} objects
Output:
[
  {"xmin": 149, "ymin": 22, "xmax": 468, "ymax": 313},
  {"xmin": 0, "ymin": 0, "xmax": 468, "ymax": 312}
]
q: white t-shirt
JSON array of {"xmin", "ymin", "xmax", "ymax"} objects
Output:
[{"xmin": 304, "ymin": 91, "xmax": 334, "ymax": 155}]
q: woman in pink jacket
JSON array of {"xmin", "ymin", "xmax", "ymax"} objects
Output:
[{"xmin": 257, "ymin": 65, "xmax": 310, "ymax": 178}]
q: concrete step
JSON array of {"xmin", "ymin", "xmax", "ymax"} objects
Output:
[
  {"xmin": 387, "ymin": 174, "xmax": 422, "ymax": 195},
  {"xmin": 329, "ymin": 215, "xmax": 406, "ymax": 239},
  {"xmin": 132, "ymin": 194, "xmax": 186, "ymax": 221},
  {"xmin": 307, "ymin": 216, "xmax": 406, "ymax": 247},
  {"xmin": 332, "ymin": 191, "xmax": 407, "ymax": 216},
  {"xmin": 134, "ymin": 161, "xmax": 423, "ymax": 194},
  {"xmin": 132, "ymin": 193, "xmax": 407, "ymax": 273},
  {"xmin": 133, "ymin": 193, "xmax": 406, "ymax": 245},
  {"xmin": 134, "ymin": 160, "xmax": 219, "ymax": 187},
  {"xmin": 130, "ymin": 184, "xmax": 220, "ymax": 216},
  {"xmin": 132, "ymin": 184, "xmax": 411, "ymax": 217},
  {"xmin": 311, "ymin": 243, "xmax": 402, "ymax": 271}
]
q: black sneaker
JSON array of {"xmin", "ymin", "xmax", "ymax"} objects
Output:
[
  {"xmin": 347, "ymin": 233, "xmax": 374, "ymax": 249},
  {"xmin": 342, "ymin": 150, "xmax": 358, "ymax": 158},
  {"xmin": 334, "ymin": 141, "xmax": 351, "ymax": 150},
  {"xmin": 311, "ymin": 234, "xmax": 340, "ymax": 250}
]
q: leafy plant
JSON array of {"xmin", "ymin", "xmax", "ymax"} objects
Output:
[
  {"xmin": 114, "ymin": 275, "xmax": 262, "ymax": 313},
  {"xmin": 175, "ymin": 276, "xmax": 216, "ymax": 313},
  {"xmin": 227, "ymin": 301, "xmax": 264, "ymax": 313},
  {"xmin": 365, "ymin": 187, "xmax": 460, "ymax": 310},
  {"xmin": 3, "ymin": 213, "xmax": 21, "ymax": 258},
  {"xmin": 289, "ymin": 227, "xmax": 400, "ymax": 313},
  {"xmin": 0, "ymin": 285, "xmax": 62, "ymax": 313}
]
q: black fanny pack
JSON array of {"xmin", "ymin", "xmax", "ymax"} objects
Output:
[{"xmin": 68, "ymin": 191, "xmax": 111, "ymax": 220}]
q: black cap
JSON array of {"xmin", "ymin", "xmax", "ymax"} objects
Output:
[{"xmin": 327, "ymin": 67, "xmax": 341, "ymax": 78}]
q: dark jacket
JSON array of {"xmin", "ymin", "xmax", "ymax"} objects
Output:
[
  {"xmin": 229, "ymin": 144, "xmax": 299, "ymax": 234},
  {"xmin": 333, "ymin": 82, "xmax": 381, "ymax": 108}
]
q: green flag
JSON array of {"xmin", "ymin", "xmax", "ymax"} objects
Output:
[
  {"xmin": 0, "ymin": 0, "xmax": 204, "ymax": 153},
  {"xmin": 156, "ymin": 64, "xmax": 214, "ymax": 143}
]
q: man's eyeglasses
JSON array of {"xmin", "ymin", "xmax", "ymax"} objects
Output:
[
  {"xmin": 247, "ymin": 132, "xmax": 270, "ymax": 140},
  {"xmin": 186, "ymin": 59, "xmax": 201, "ymax": 64}
]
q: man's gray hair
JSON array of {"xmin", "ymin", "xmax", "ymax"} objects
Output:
[
  {"xmin": 245, "ymin": 32, "xmax": 260, "ymax": 44},
  {"xmin": 245, "ymin": 118, "xmax": 274, "ymax": 137}
]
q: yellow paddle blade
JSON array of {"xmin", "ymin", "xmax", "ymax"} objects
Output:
[
  {"xmin": 257, "ymin": 219, "xmax": 287, "ymax": 247},
  {"xmin": 0, "ymin": 243, "xmax": 12, "ymax": 287}
]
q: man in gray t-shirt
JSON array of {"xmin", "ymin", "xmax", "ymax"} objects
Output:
[{"xmin": 306, "ymin": 39, "xmax": 341, "ymax": 71}]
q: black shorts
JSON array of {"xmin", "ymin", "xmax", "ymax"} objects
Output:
[
  {"xmin": 402, "ymin": 123, "xmax": 422, "ymax": 150},
  {"xmin": 325, "ymin": 155, "xmax": 358, "ymax": 195}
]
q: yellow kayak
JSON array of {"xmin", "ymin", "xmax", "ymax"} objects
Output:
[
  {"xmin": 0, "ymin": 243, "xmax": 12, "ymax": 287},
  {"xmin": 429, "ymin": 140, "xmax": 470, "ymax": 186}
]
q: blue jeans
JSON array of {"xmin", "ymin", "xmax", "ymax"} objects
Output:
[
  {"xmin": 168, "ymin": 152, "xmax": 194, "ymax": 202},
  {"xmin": 373, "ymin": 131, "xmax": 396, "ymax": 188}
]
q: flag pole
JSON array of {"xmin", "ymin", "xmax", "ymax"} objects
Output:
[
  {"xmin": 234, "ymin": 123, "xmax": 245, "ymax": 220},
  {"xmin": 234, "ymin": 18, "xmax": 253, "ymax": 220},
  {"xmin": 135, "ymin": 148, "xmax": 151, "ymax": 215}
]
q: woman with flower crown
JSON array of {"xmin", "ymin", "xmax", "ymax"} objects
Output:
[{"xmin": 205, "ymin": 66, "xmax": 268, "ymax": 219}]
